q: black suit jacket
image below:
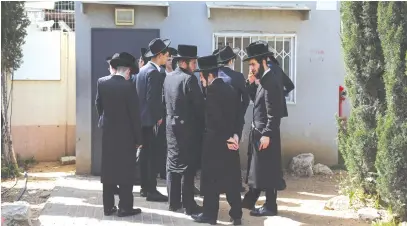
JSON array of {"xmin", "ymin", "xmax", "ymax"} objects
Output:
[
  {"xmin": 247, "ymin": 70, "xmax": 284, "ymax": 137},
  {"xmin": 135, "ymin": 62, "xmax": 165, "ymax": 127},
  {"xmin": 218, "ymin": 66, "xmax": 250, "ymax": 138}
]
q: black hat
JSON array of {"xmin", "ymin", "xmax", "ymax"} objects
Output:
[
  {"xmin": 109, "ymin": 52, "xmax": 136, "ymax": 69},
  {"xmin": 168, "ymin": 47, "xmax": 178, "ymax": 57},
  {"xmin": 243, "ymin": 42, "xmax": 274, "ymax": 62},
  {"xmin": 212, "ymin": 48, "xmax": 220, "ymax": 55},
  {"xmin": 217, "ymin": 46, "xmax": 240, "ymax": 63},
  {"xmin": 173, "ymin": 45, "xmax": 198, "ymax": 60},
  {"xmin": 106, "ymin": 53, "xmax": 119, "ymax": 64},
  {"xmin": 195, "ymin": 55, "xmax": 222, "ymax": 72},
  {"xmin": 253, "ymin": 40, "xmax": 276, "ymax": 55},
  {"xmin": 144, "ymin": 38, "xmax": 171, "ymax": 58}
]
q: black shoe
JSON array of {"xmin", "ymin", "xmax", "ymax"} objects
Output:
[
  {"xmin": 249, "ymin": 206, "xmax": 277, "ymax": 217},
  {"xmin": 191, "ymin": 213, "xmax": 217, "ymax": 225},
  {"xmin": 230, "ymin": 218, "xmax": 242, "ymax": 225},
  {"xmin": 146, "ymin": 190, "xmax": 168, "ymax": 202},
  {"xmin": 276, "ymin": 179, "xmax": 287, "ymax": 191},
  {"xmin": 185, "ymin": 204, "xmax": 203, "ymax": 215},
  {"xmin": 194, "ymin": 186, "xmax": 200, "ymax": 195},
  {"xmin": 140, "ymin": 188, "xmax": 147, "ymax": 197},
  {"xmin": 104, "ymin": 206, "xmax": 118, "ymax": 216},
  {"xmin": 117, "ymin": 208, "xmax": 142, "ymax": 217}
]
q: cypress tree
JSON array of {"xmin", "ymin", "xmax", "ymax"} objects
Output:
[
  {"xmin": 339, "ymin": 1, "xmax": 385, "ymax": 193},
  {"xmin": 376, "ymin": 1, "xmax": 407, "ymax": 220}
]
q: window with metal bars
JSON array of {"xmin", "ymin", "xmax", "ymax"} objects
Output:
[{"xmin": 213, "ymin": 33, "xmax": 296, "ymax": 103}]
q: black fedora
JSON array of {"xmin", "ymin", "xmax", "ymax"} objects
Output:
[
  {"xmin": 253, "ymin": 40, "xmax": 276, "ymax": 55},
  {"xmin": 144, "ymin": 38, "xmax": 171, "ymax": 58},
  {"xmin": 212, "ymin": 48, "xmax": 220, "ymax": 55},
  {"xmin": 217, "ymin": 46, "xmax": 240, "ymax": 63},
  {"xmin": 195, "ymin": 55, "xmax": 222, "ymax": 72},
  {"xmin": 243, "ymin": 42, "xmax": 274, "ymax": 62},
  {"xmin": 173, "ymin": 45, "xmax": 198, "ymax": 60},
  {"xmin": 109, "ymin": 52, "xmax": 136, "ymax": 69}
]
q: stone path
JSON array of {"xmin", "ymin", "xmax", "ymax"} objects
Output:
[{"xmin": 36, "ymin": 174, "xmax": 369, "ymax": 226}]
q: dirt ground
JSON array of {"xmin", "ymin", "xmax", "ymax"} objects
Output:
[{"xmin": 1, "ymin": 162, "xmax": 371, "ymax": 226}]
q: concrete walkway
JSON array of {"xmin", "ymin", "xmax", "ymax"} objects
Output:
[{"xmin": 37, "ymin": 176, "xmax": 271, "ymax": 226}]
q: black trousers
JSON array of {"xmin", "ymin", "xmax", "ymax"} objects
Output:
[
  {"xmin": 243, "ymin": 187, "xmax": 277, "ymax": 210},
  {"xmin": 140, "ymin": 126, "xmax": 158, "ymax": 192},
  {"xmin": 203, "ymin": 190, "xmax": 242, "ymax": 220},
  {"xmin": 103, "ymin": 183, "xmax": 133, "ymax": 211},
  {"xmin": 167, "ymin": 169, "xmax": 197, "ymax": 210}
]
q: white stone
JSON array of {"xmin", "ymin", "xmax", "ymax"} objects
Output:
[
  {"xmin": 399, "ymin": 222, "xmax": 407, "ymax": 226},
  {"xmin": 1, "ymin": 201, "xmax": 32, "ymax": 226},
  {"xmin": 357, "ymin": 207, "xmax": 380, "ymax": 222},
  {"xmin": 324, "ymin": 195, "xmax": 350, "ymax": 211},
  {"xmin": 289, "ymin": 153, "xmax": 315, "ymax": 177},
  {"xmin": 60, "ymin": 156, "xmax": 76, "ymax": 165},
  {"xmin": 313, "ymin": 163, "xmax": 333, "ymax": 175}
]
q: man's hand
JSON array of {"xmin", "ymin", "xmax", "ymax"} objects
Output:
[
  {"xmin": 233, "ymin": 134, "xmax": 239, "ymax": 144},
  {"xmin": 259, "ymin": 136, "xmax": 270, "ymax": 151},
  {"xmin": 248, "ymin": 70, "xmax": 256, "ymax": 84},
  {"xmin": 157, "ymin": 119, "xmax": 163, "ymax": 126},
  {"xmin": 227, "ymin": 137, "xmax": 239, "ymax": 151}
]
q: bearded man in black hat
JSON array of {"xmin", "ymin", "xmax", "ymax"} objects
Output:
[
  {"xmin": 241, "ymin": 43, "xmax": 286, "ymax": 217},
  {"xmin": 135, "ymin": 38, "xmax": 170, "ymax": 202},
  {"xmin": 163, "ymin": 44, "xmax": 205, "ymax": 215},
  {"xmin": 95, "ymin": 52, "xmax": 143, "ymax": 217},
  {"xmin": 191, "ymin": 55, "xmax": 243, "ymax": 225}
]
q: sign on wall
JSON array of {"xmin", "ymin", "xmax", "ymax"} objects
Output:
[{"xmin": 13, "ymin": 28, "xmax": 61, "ymax": 81}]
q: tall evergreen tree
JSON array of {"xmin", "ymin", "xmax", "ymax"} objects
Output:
[
  {"xmin": 376, "ymin": 1, "xmax": 407, "ymax": 220},
  {"xmin": 339, "ymin": 1, "xmax": 385, "ymax": 193},
  {"xmin": 1, "ymin": 1, "xmax": 30, "ymax": 178}
]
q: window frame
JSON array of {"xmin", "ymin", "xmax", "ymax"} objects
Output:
[{"xmin": 212, "ymin": 32, "xmax": 297, "ymax": 104}]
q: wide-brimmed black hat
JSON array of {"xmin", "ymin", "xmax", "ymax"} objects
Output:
[
  {"xmin": 195, "ymin": 55, "xmax": 222, "ymax": 72},
  {"xmin": 212, "ymin": 48, "xmax": 220, "ymax": 55},
  {"xmin": 173, "ymin": 45, "xmax": 198, "ymax": 60},
  {"xmin": 253, "ymin": 40, "xmax": 276, "ymax": 55},
  {"xmin": 109, "ymin": 52, "xmax": 136, "ymax": 69},
  {"xmin": 243, "ymin": 42, "xmax": 274, "ymax": 62},
  {"xmin": 144, "ymin": 38, "xmax": 171, "ymax": 58},
  {"xmin": 217, "ymin": 46, "xmax": 240, "ymax": 63},
  {"xmin": 106, "ymin": 53, "xmax": 119, "ymax": 64}
]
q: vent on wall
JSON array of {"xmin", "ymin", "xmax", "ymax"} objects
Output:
[{"xmin": 115, "ymin": 8, "xmax": 134, "ymax": 26}]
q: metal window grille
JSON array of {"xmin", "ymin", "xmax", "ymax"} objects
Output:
[
  {"xmin": 25, "ymin": 1, "xmax": 75, "ymax": 32},
  {"xmin": 213, "ymin": 33, "xmax": 297, "ymax": 103}
]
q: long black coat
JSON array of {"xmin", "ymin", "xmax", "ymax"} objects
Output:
[
  {"xmin": 95, "ymin": 75, "xmax": 142, "ymax": 185},
  {"xmin": 269, "ymin": 63, "xmax": 294, "ymax": 117},
  {"xmin": 200, "ymin": 78, "xmax": 242, "ymax": 195},
  {"xmin": 246, "ymin": 69, "xmax": 284, "ymax": 190},
  {"xmin": 163, "ymin": 67, "xmax": 205, "ymax": 173},
  {"xmin": 218, "ymin": 66, "xmax": 250, "ymax": 138}
]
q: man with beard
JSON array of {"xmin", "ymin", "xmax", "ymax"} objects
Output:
[
  {"xmin": 213, "ymin": 46, "xmax": 250, "ymax": 192},
  {"xmin": 136, "ymin": 38, "xmax": 170, "ymax": 202},
  {"xmin": 191, "ymin": 55, "xmax": 243, "ymax": 225},
  {"xmin": 163, "ymin": 44, "xmax": 205, "ymax": 215},
  {"xmin": 241, "ymin": 43, "xmax": 285, "ymax": 217},
  {"xmin": 249, "ymin": 41, "xmax": 295, "ymax": 191},
  {"xmin": 95, "ymin": 52, "xmax": 143, "ymax": 217},
  {"xmin": 155, "ymin": 47, "xmax": 178, "ymax": 180}
]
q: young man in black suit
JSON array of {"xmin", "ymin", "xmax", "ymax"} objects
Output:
[
  {"xmin": 191, "ymin": 55, "xmax": 243, "ymax": 225},
  {"xmin": 135, "ymin": 38, "xmax": 170, "ymax": 202}
]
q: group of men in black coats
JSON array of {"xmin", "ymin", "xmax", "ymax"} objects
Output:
[{"xmin": 95, "ymin": 37, "xmax": 294, "ymax": 224}]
